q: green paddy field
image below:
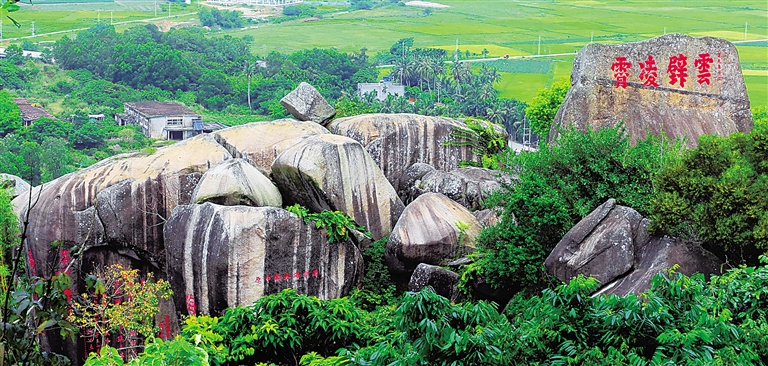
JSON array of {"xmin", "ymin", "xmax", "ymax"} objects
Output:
[{"xmin": 8, "ymin": 0, "xmax": 768, "ymax": 106}]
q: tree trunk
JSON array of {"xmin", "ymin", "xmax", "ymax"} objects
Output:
[{"xmin": 247, "ymin": 75, "xmax": 252, "ymax": 111}]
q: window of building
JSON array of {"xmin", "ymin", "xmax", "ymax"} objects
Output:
[{"xmin": 167, "ymin": 117, "xmax": 183, "ymax": 126}]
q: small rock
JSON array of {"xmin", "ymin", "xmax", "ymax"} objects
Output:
[{"xmin": 408, "ymin": 263, "xmax": 460, "ymax": 302}]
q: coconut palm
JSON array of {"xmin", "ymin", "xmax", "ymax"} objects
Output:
[{"xmin": 243, "ymin": 59, "xmax": 259, "ymax": 111}]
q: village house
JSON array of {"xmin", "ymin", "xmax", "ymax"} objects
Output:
[
  {"xmin": 357, "ymin": 78, "xmax": 405, "ymax": 101},
  {"xmin": 116, "ymin": 101, "xmax": 226, "ymax": 140},
  {"xmin": 14, "ymin": 98, "xmax": 56, "ymax": 126}
]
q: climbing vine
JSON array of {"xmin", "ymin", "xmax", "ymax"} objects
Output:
[{"xmin": 286, "ymin": 204, "xmax": 371, "ymax": 243}]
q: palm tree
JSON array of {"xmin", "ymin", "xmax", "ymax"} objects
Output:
[
  {"xmin": 243, "ymin": 59, "xmax": 258, "ymax": 111},
  {"xmin": 392, "ymin": 55, "xmax": 416, "ymax": 86}
]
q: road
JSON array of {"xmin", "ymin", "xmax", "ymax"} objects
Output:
[{"xmin": 3, "ymin": 13, "xmax": 198, "ymax": 42}]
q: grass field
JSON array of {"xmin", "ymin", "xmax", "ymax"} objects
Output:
[
  {"xmin": 7, "ymin": 0, "xmax": 768, "ymax": 106},
  {"xmin": 223, "ymin": 0, "xmax": 767, "ymax": 106}
]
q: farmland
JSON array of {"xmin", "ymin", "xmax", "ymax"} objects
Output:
[{"xmin": 6, "ymin": 0, "xmax": 768, "ymax": 105}]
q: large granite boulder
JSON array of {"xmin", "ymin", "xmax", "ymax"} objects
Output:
[
  {"xmin": 328, "ymin": 114, "xmax": 482, "ymax": 191},
  {"xmin": 544, "ymin": 199, "xmax": 721, "ymax": 296},
  {"xmin": 214, "ymin": 118, "xmax": 329, "ymax": 175},
  {"xmin": 13, "ymin": 134, "xmax": 232, "ymax": 278},
  {"xmin": 164, "ymin": 203, "xmax": 363, "ymax": 316},
  {"xmin": 408, "ymin": 263, "xmax": 460, "ymax": 302},
  {"xmin": 280, "ymin": 82, "xmax": 336, "ymax": 125},
  {"xmin": 550, "ymin": 34, "xmax": 752, "ymax": 148},
  {"xmin": 385, "ymin": 193, "xmax": 481, "ymax": 273},
  {"xmin": 0, "ymin": 173, "xmax": 30, "ymax": 198},
  {"xmin": 192, "ymin": 158, "xmax": 282, "ymax": 207},
  {"xmin": 12, "ymin": 134, "xmax": 232, "ymax": 364},
  {"xmin": 400, "ymin": 164, "xmax": 513, "ymax": 210},
  {"xmin": 271, "ymin": 134, "xmax": 405, "ymax": 240}
]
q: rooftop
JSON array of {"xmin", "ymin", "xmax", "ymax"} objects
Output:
[
  {"xmin": 14, "ymin": 98, "xmax": 56, "ymax": 122},
  {"xmin": 125, "ymin": 102, "xmax": 200, "ymax": 118}
]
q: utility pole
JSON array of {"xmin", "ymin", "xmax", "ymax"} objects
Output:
[
  {"xmin": 98, "ymin": 10, "xmax": 101, "ymax": 23},
  {"xmin": 745, "ymin": 22, "xmax": 748, "ymax": 40},
  {"xmin": 663, "ymin": 27, "xmax": 666, "ymax": 35},
  {"xmin": 402, "ymin": 39, "xmax": 406, "ymax": 85},
  {"xmin": 111, "ymin": 11, "xmax": 113, "ymax": 25},
  {"xmin": 31, "ymin": 21, "xmax": 35, "ymax": 37},
  {"xmin": 154, "ymin": 0, "xmax": 158, "ymax": 17},
  {"xmin": 590, "ymin": 31, "xmax": 593, "ymax": 44},
  {"xmin": 169, "ymin": 3, "xmax": 172, "ymax": 18},
  {"xmin": 454, "ymin": 38, "xmax": 458, "ymax": 62},
  {"xmin": 538, "ymin": 36, "xmax": 541, "ymax": 55}
]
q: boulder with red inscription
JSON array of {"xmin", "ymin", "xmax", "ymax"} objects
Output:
[
  {"xmin": 550, "ymin": 34, "xmax": 752, "ymax": 148},
  {"xmin": 163, "ymin": 202, "xmax": 364, "ymax": 316}
]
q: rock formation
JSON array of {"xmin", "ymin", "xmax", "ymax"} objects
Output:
[
  {"xmin": 550, "ymin": 34, "xmax": 752, "ymax": 148},
  {"xmin": 544, "ymin": 199, "xmax": 721, "ymax": 296},
  {"xmin": 192, "ymin": 158, "xmax": 282, "ymax": 207},
  {"xmin": 0, "ymin": 173, "xmax": 30, "ymax": 198},
  {"xmin": 399, "ymin": 164, "xmax": 512, "ymax": 210},
  {"xmin": 408, "ymin": 263, "xmax": 460, "ymax": 302},
  {"xmin": 271, "ymin": 134, "xmax": 404, "ymax": 240},
  {"xmin": 164, "ymin": 203, "xmax": 363, "ymax": 316},
  {"xmin": 214, "ymin": 118, "xmax": 329, "ymax": 175},
  {"xmin": 385, "ymin": 193, "xmax": 481, "ymax": 273},
  {"xmin": 280, "ymin": 82, "xmax": 336, "ymax": 125},
  {"xmin": 328, "ymin": 114, "xmax": 481, "ymax": 191}
]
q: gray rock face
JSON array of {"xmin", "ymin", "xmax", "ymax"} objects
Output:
[
  {"xmin": 164, "ymin": 203, "xmax": 363, "ymax": 316},
  {"xmin": 385, "ymin": 193, "xmax": 481, "ymax": 273},
  {"xmin": 544, "ymin": 199, "xmax": 721, "ymax": 296},
  {"xmin": 13, "ymin": 134, "xmax": 232, "ymax": 279},
  {"xmin": 0, "ymin": 173, "xmax": 30, "ymax": 198},
  {"xmin": 214, "ymin": 118, "xmax": 329, "ymax": 175},
  {"xmin": 473, "ymin": 208, "xmax": 503, "ymax": 228},
  {"xmin": 192, "ymin": 158, "xmax": 282, "ymax": 207},
  {"xmin": 11, "ymin": 135, "xmax": 232, "ymax": 364},
  {"xmin": 550, "ymin": 34, "xmax": 752, "ymax": 148},
  {"xmin": 328, "ymin": 114, "xmax": 481, "ymax": 191},
  {"xmin": 408, "ymin": 263, "xmax": 460, "ymax": 302},
  {"xmin": 400, "ymin": 165, "xmax": 512, "ymax": 210},
  {"xmin": 271, "ymin": 134, "xmax": 405, "ymax": 240},
  {"xmin": 280, "ymin": 82, "xmax": 336, "ymax": 125}
]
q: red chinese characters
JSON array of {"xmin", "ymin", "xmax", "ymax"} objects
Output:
[
  {"xmin": 611, "ymin": 57, "xmax": 632, "ymax": 88},
  {"xmin": 638, "ymin": 55, "xmax": 660, "ymax": 87},
  {"xmin": 694, "ymin": 53, "xmax": 714, "ymax": 85},
  {"xmin": 185, "ymin": 293, "xmax": 197, "ymax": 315},
  {"xmin": 667, "ymin": 54, "xmax": 688, "ymax": 88}
]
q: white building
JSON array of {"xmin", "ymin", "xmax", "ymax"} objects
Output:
[
  {"xmin": 116, "ymin": 102, "xmax": 223, "ymax": 141},
  {"xmin": 357, "ymin": 81, "xmax": 405, "ymax": 101}
]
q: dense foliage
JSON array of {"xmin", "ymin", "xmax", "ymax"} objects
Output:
[
  {"xmin": 51, "ymin": 24, "xmax": 376, "ymax": 114},
  {"xmin": 198, "ymin": 8, "xmax": 245, "ymax": 29},
  {"xmin": 650, "ymin": 108, "xmax": 768, "ymax": 265},
  {"xmin": 471, "ymin": 125, "xmax": 682, "ymax": 290},
  {"xmin": 337, "ymin": 46, "xmax": 527, "ymax": 139},
  {"xmin": 525, "ymin": 78, "xmax": 570, "ymax": 138}
]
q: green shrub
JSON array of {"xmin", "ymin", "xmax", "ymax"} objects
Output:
[
  {"xmin": 650, "ymin": 113, "xmax": 768, "ymax": 264},
  {"xmin": 475, "ymin": 125, "xmax": 681, "ymax": 290},
  {"xmin": 286, "ymin": 204, "xmax": 371, "ymax": 243}
]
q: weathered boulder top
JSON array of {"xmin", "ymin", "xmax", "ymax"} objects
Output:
[
  {"xmin": 549, "ymin": 33, "xmax": 752, "ymax": 148},
  {"xmin": 279, "ymin": 82, "xmax": 336, "ymax": 125},
  {"xmin": 0, "ymin": 173, "xmax": 30, "ymax": 198}
]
